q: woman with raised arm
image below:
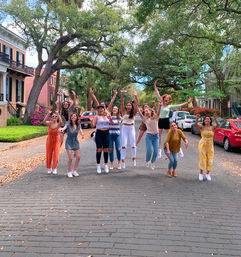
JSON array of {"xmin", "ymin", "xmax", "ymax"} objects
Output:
[
  {"xmin": 136, "ymin": 101, "xmax": 156, "ymax": 147},
  {"xmin": 135, "ymin": 97, "xmax": 162, "ymax": 170},
  {"xmin": 195, "ymin": 113, "xmax": 219, "ymax": 181},
  {"xmin": 90, "ymin": 88, "xmax": 118, "ymax": 114},
  {"xmin": 163, "ymin": 122, "xmax": 188, "ymax": 178},
  {"xmin": 154, "ymin": 80, "xmax": 192, "ymax": 158},
  {"xmin": 56, "ymin": 89, "xmax": 78, "ymax": 145},
  {"xmin": 42, "ymin": 108, "xmax": 62, "ymax": 175},
  {"xmin": 120, "ymin": 90, "xmax": 138, "ymax": 168},
  {"xmin": 109, "ymin": 105, "xmax": 122, "ymax": 170},
  {"xmin": 59, "ymin": 113, "xmax": 84, "ymax": 178},
  {"xmin": 91, "ymin": 105, "xmax": 114, "ymax": 174}
]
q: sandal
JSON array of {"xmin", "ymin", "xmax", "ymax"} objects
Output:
[
  {"xmin": 167, "ymin": 171, "xmax": 172, "ymax": 178},
  {"xmin": 172, "ymin": 171, "xmax": 177, "ymax": 177}
]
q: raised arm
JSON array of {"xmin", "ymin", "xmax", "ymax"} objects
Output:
[
  {"xmin": 90, "ymin": 88, "xmax": 99, "ymax": 107},
  {"xmin": 107, "ymin": 90, "xmax": 118, "ymax": 112},
  {"xmin": 121, "ymin": 89, "xmax": 125, "ymax": 116},
  {"xmin": 156, "ymin": 96, "xmax": 162, "ymax": 119},
  {"xmin": 133, "ymin": 90, "xmax": 139, "ymax": 116},
  {"xmin": 71, "ymin": 90, "xmax": 77, "ymax": 110},
  {"xmin": 213, "ymin": 113, "xmax": 219, "ymax": 129},
  {"xmin": 179, "ymin": 96, "xmax": 193, "ymax": 107},
  {"xmin": 195, "ymin": 113, "xmax": 203, "ymax": 129},
  {"xmin": 42, "ymin": 109, "xmax": 51, "ymax": 126},
  {"xmin": 154, "ymin": 80, "xmax": 160, "ymax": 98},
  {"xmin": 135, "ymin": 103, "xmax": 144, "ymax": 121}
]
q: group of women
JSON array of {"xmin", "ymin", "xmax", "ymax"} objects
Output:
[{"xmin": 43, "ymin": 82, "xmax": 219, "ymax": 181}]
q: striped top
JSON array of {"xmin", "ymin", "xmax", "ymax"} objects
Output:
[{"xmin": 109, "ymin": 116, "xmax": 120, "ymax": 134}]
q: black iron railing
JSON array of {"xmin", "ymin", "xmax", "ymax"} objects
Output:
[
  {"xmin": 7, "ymin": 101, "xmax": 18, "ymax": 118},
  {"xmin": 0, "ymin": 51, "xmax": 34, "ymax": 76}
]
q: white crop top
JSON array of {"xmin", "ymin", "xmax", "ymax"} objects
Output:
[
  {"xmin": 122, "ymin": 114, "xmax": 135, "ymax": 125},
  {"xmin": 96, "ymin": 116, "xmax": 110, "ymax": 129}
]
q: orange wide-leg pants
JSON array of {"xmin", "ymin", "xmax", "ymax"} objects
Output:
[{"xmin": 46, "ymin": 135, "xmax": 61, "ymax": 169}]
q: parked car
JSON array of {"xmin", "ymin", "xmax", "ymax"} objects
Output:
[
  {"xmin": 213, "ymin": 119, "xmax": 241, "ymax": 151},
  {"xmin": 191, "ymin": 116, "xmax": 220, "ymax": 135},
  {"xmin": 169, "ymin": 111, "xmax": 190, "ymax": 123},
  {"xmin": 177, "ymin": 115, "xmax": 196, "ymax": 130},
  {"xmin": 79, "ymin": 110, "xmax": 97, "ymax": 128}
]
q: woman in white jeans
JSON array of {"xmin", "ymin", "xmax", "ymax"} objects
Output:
[{"xmin": 120, "ymin": 89, "xmax": 138, "ymax": 168}]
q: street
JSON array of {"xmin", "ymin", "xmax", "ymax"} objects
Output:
[{"xmin": 0, "ymin": 118, "xmax": 241, "ymax": 257}]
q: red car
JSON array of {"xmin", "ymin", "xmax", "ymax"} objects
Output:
[
  {"xmin": 79, "ymin": 110, "xmax": 96, "ymax": 128},
  {"xmin": 213, "ymin": 119, "xmax": 241, "ymax": 151}
]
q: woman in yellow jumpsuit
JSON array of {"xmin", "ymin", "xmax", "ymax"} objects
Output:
[{"xmin": 195, "ymin": 113, "xmax": 219, "ymax": 181}]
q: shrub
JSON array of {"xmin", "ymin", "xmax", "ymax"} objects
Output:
[
  {"xmin": 7, "ymin": 117, "xmax": 22, "ymax": 126},
  {"xmin": 182, "ymin": 107, "xmax": 220, "ymax": 116},
  {"xmin": 31, "ymin": 107, "xmax": 47, "ymax": 126}
]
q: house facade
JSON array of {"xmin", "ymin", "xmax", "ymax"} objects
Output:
[
  {"xmin": 0, "ymin": 25, "xmax": 34, "ymax": 126},
  {"xmin": 25, "ymin": 70, "xmax": 57, "ymax": 109}
]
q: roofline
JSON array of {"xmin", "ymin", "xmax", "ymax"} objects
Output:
[{"xmin": 0, "ymin": 24, "xmax": 26, "ymax": 45}]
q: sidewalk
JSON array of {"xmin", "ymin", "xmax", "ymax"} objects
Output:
[{"xmin": 0, "ymin": 128, "xmax": 93, "ymax": 184}]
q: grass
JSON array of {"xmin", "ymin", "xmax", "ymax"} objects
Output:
[{"xmin": 0, "ymin": 125, "xmax": 48, "ymax": 142}]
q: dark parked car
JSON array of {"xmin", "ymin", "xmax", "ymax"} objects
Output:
[
  {"xmin": 79, "ymin": 110, "xmax": 96, "ymax": 128},
  {"xmin": 191, "ymin": 116, "xmax": 221, "ymax": 135},
  {"xmin": 213, "ymin": 119, "xmax": 241, "ymax": 151}
]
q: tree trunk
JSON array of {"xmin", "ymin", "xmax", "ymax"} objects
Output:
[
  {"xmin": 23, "ymin": 68, "xmax": 55, "ymax": 123},
  {"xmin": 87, "ymin": 92, "xmax": 92, "ymax": 110},
  {"xmin": 220, "ymin": 96, "xmax": 229, "ymax": 117}
]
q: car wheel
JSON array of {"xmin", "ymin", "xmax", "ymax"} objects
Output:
[{"xmin": 223, "ymin": 137, "xmax": 231, "ymax": 151}]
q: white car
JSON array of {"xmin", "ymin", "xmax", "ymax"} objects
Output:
[
  {"xmin": 169, "ymin": 111, "xmax": 190, "ymax": 123},
  {"xmin": 177, "ymin": 115, "xmax": 196, "ymax": 130}
]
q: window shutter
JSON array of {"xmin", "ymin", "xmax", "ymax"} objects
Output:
[
  {"xmin": 10, "ymin": 48, "xmax": 13, "ymax": 60},
  {"xmin": 21, "ymin": 81, "xmax": 24, "ymax": 102},
  {"xmin": 22, "ymin": 54, "xmax": 25, "ymax": 65},
  {"xmin": 16, "ymin": 79, "xmax": 18, "ymax": 102},
  {"xmin": 16, "ymin": 51, "xmax": 19, "ymax": 63},
  {"xmin": 9, "ymin": 78, "xmax": 12, "ymax": 101}
]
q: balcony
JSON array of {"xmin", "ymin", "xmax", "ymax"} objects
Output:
[{"xmin": 0, "ymin": 52, "xmax": 34, "ymax": 76}]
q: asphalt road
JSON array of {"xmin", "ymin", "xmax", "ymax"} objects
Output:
[{"xmin": 0, "ymin": 118, "xmax": 241, "ymax": 257}]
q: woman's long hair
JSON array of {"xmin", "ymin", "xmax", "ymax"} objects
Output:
[
  {"xmin": 111, "ymin": 107, "xmax": 121, "ymax": 123},
  {"xmin": 126, "ymin": 102, "xmax": 134, "ymax": 119},
  {"xmin": 70, "ymin": 113, "xmax": 79, "ymax": 127},
  {"xmin": 202, "ymin": 114, "xmax": 212, "ymax": 126},
  {"xmin": 61, "ymin": 101, "xmax": 70, "ymax": 121}
]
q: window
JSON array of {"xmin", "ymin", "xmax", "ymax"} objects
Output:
[
  {"xmin": 6, "ymin": 77, "xmax": 12, "ymax": 101},
  {"xmin": 16, "ymin": 80, "xmax": 24, "ymax": 102},
  {"xmin": 16, "ymin": 51, "xmax": 24, "ymax": 65},
  {"xmin": 50, "ymin": 76, "xmax": 53, "ymax": 85},
  {"xmin": 3, "ymin": 45, "xmax": 10, "ymax": 56}
]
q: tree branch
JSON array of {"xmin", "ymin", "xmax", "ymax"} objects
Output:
[
  {"xmin": 59, "ymin": 63, "xmax": 115, "ymax": 79},
  {"xmin": 180, "ymin": 32, "xmax": 241, "ymax": 48}
]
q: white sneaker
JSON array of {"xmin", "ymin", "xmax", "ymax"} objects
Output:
[
  {"xmin": 179, "ymin": 148, "xmax": 184, "ymax": 158},
  {"xmin": 121, "ymin": 162, "xmax": 125, "ymax": 169},
  {"xmin": 199, "ymin": 173, "xmax": 204, "ymax": 181},
  {"xmin": 151, "ymin": 163, "xmax": 155, "ymax": 170},
  {"xmin": 52, "ymin": 168, "xmax": 57, "ymax": 175},
  {"xmin": 206, "ymin": 173, "xmax": 211, "ymax": 181},
  {"xmin": 104, "ymin": 164, "xmax": 109, "ymax": 173},
  {"xmin": 67, "ymin": 171, "xmax": 73, "ymax": 178},
  {"xmin": 47, "ymin": 169, "xmax": 52, "ymax": 174},
  {"xmin": 133, "ymin": 160, "xmax": 136, "ymax": 167},
  {"xmin": 72, "ymin": 170, "xmax": 79, "ymax": 177},
  {"xmin": 158, "ymin": 149, "xmax": 162, "ymax": 158},
  {"xmin": 146, "ymin": 162, "xmax": 150, "ymax": 168},
  {"xmin": 97, "ymin": 164, "xmax": 101, "ymax": 174}
]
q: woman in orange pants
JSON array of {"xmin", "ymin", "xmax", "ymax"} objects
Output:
[{"xmin": 43, "ymin": 109, "xmax": 62, "ymax": 175}]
